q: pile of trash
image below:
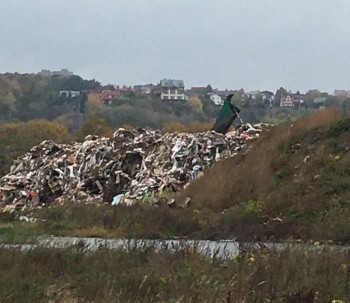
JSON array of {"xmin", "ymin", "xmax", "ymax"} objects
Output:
[{"xmin": 0, "ymin": 123, "xmax": 270, "ymax": 212}]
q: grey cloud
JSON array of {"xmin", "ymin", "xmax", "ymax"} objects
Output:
[{"xmin": 0, "ymin": 0, "xmax": 349, "ymax": 93}]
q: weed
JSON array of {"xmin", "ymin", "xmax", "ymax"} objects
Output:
[
  {"xmin": 329, "ymin": 118, "xmax": 350, "ymax": 136},
  {"xmin": 0, "ymin": 245, "xmax": 349, "ymax": 302}
]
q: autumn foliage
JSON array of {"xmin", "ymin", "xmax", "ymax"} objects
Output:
[{"xmin": 0, "ymin": 120, "xmax": 72, "ymax": 175}]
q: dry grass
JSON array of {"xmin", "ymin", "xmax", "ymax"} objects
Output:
[
  {"xmin": 180, "ymin": 108, "xmax": 345, "ymax": 209},
  {"xmin": 175, "ymin": 108, "xmax": 350, "ymax": 241},
  {"xmin": 0, "ymin": 244, "xmax": 349, "ymax": 302}
]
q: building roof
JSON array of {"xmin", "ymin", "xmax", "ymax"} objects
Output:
[
  {"xmin": 334, "ymin": 90, "xmax": 347, "ymax": 96},
  {"xmin": 313, "ymin": 97, "xmax": 327, "ymax": 104},
  {"xmin": 160, "ymin": 79, "xmax": 184, "ymax": 87},
  {"xmin": 90, "ymin": 90, "xmax": 123, "ymax": 101},
  {"xmin": 261, "ymin": 90, "xmax": 274, "ymax": 96},
  {"xmin": 190, "ymin": 87, "xmax": 206, "ymax": 91},
  {"xmin": 282, "ymin": 93, "xmax": 305, "ymax": 98}
]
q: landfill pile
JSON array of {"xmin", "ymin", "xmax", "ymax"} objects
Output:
[{"xmin": 0, "ymin": 123, "xmax": 270, "ymax": 212}]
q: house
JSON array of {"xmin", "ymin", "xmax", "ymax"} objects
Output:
[
  {"xmin": 261, "ymin": 91, "xmax": 275, "ymax": 101},
  {"xmin": 54, "ymin": 69, "xmax": 74, "ymax": 77},
  {"xmin": 101, "ymin": 90, "xmax": 122, "ymax": 100},
  {"xmin": 134, "ymin": 84, "xmax": 156, "ymax": 95},
  {"xmin": 208, "ymin": 93, "xmax": 223, "ymax": 106},
  {"xmin": 59, "ymin": 90, "xmax": 81, "ymax": 98},
  {"xmin": 334, "ymin": 90, "xmax": 350, "ymax": 98},
  {"xmin": 249, "ymin": 90, "xmax": 261, "ymax": 100},
  {"xmin": 280, "ymin": 93, "xmax": 304, "ymax": 108},
  {"xmin": 38, "ymin": 69, "xmax": 51, "ymax": 76},
  {"xmin": 261, "ymin": 91, "xmax": 275, "ymax": 107},
  {"xmin": 120, "ymin": 85, "xmax": 133, "ymax": 93},
  {"xmin": 38, "ymin": 69, "xmax": 74, "ymax": 77},
  {"xmin": 186, "ymin": 87, "xmax": 206, "ymax": 97},
  {"xmin": 89, "ymin": 90, "xmax": 123, "ymax": 105},
  {"xmin": 214, "ymin": 89, "xmax": 235, "ymax": 100},
  {"xmin": 313, "ymin": 97, "xmax": 327, "ymax": 105},
  {"xmin": 160, "ymin": 79, "xmax": 186, "ymax": 101}
]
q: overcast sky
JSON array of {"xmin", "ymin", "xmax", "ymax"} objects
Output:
[{"xmin": 0, "ymin": 0, "xmax": 349, "ymax": 93}]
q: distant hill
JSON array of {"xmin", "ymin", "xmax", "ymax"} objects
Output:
[
  {"xmin": 0, "ymin": 73, "xmax": 100, "ymax": 123},
  {"xmin": 0, "ymin": 73, "xmax": 218, "ymax": 130},
  {"xmin": 1, "ymin": 73, "xmax": 339, "ymax": 133}
]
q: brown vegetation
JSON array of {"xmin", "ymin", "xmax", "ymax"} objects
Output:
[
  {"xmin": 0, "ymin": 244, "xmax": 349, "ymax": 302},
  {"xmin": 0, "ymin": 120, "xmax": 72, "ymax": 175},
  {"xmin": 161, "ymin": 121, "xmax": 212, "ymax": 133},
  {"xmin": 179, "ymin": 108, "xmax": 350, "ymax": 241}
]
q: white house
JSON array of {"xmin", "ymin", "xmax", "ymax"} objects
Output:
[
  {"xmin": 280, "ymin": 94, "xmax": 304, "ymax": 108},
  {"xmin": 160, "ymin": 79, "xmax": 186, "ymax": 101},
  {"xmin": 59, "ymin": 90, "xmax": 81, "ymax": 98},
  {"xmin": 209, "ymin": 93, "xmax": 223, "ymax": 105},
  {"xmin": 249, "ymin": 90, "xmax": 261, "ymax": 100}
]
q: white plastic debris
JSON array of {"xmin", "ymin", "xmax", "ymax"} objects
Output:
[{"xmin": 0, "ymin": 124, "xmax": 270, "ymax": 211}]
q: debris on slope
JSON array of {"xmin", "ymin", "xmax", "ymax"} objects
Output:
[{"xmin": 0, "ymin": 124, "xmax": 270, "ymax": 212}]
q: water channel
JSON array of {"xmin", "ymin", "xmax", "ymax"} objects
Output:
[{"xmin": 1, "ymin": 236, "xmax": 349, "ymax": 258}]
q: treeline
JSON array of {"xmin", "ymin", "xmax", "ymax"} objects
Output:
[
  {"xmin": 0, "ymin": 73, "xmax": 219, "ymax": 131},
  {"xmin": 0, "ymin": 73, "xmax": 100, "ymax": 122},
  {"xmin": 0, "ymin": 73, "xmax": 314, "ymax": 132},
  {"xmin": 0, "ymin": 120, "xmax": 72, "ymax": 176},
  {"xmin": 3, "ymin": 73, "xmax": 349, "ymax": 132},
  {"xmin": 84, "ymin": 94, "xmax": 219, "ymax": 130}
]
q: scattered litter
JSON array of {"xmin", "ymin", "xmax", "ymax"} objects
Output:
[
  {"xmin": 183, "ymin": 197, "xmax": 191, "ymax": 208},
  {"xmin": 313, "ymin": 175, "xmax": 321, "ymax": 180},
  {"xmin": 291, "ymin": 143, "xmax": 302, "ymax": 153},
  {"xmin": 111, "ymin": 194, "xmax": 125, "ymax": 206},
  {"xmin": 0, "ymin": 124, "xmax": 270, "ymax": 211},
  {"xmin": 19, "ymin": 215, "xmax": 37, "ymax": 223},
  {"xmin": 303, "ymin": 155, "xmax": 311, "ymax": 164}
]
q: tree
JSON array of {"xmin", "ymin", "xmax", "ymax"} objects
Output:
[
  {"xmin": 275, "ymin": 87, "xmax": 288, "ymax": 99},
  {"xmin": 186, "ymin": 122, "xmax": 212, "ymax": 132},
  {"xmin": 253, "ymin": 93, "xmax": 266, "ymax": 108},
  {"xmin": 304, "ymin": 90, "xmax": 329, "ymax": 108},
  {"xmin": 75, "ymin": 116, "xmax": 113, "ymax": 141},
  {"xmin": 86, "ymin": 93, "xmax": 104, "ymax": 115},
  {"xmin": 201, "ymin": 95, "xmax": 220, "ymax": 118},
  {"xmin": 3, "ymin": 91, "xmax": 17, "ymax": 119},
  {"xmin": 188, "ymin": 96, "xmax": 203, "ymax": 112},
  {"xmin": 162, "ymin": 121, "xmax": 186, "ymax": 133},
  {"xmin": 0, "ymin": 120, "xmax": 72, "ymax": 176},
  {"xmin": 206, "ymin": 84, "xmax": 213, "ymax": 93},
  {"xmin": 232, "ymin": 89, "xmax": 246, "ymax": 104}
]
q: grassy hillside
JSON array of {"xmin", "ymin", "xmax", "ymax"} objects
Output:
[{"xmin": 180, "ymin": 108, "xmax": 350, "ymax": 242}]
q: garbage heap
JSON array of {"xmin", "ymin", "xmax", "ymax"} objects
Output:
[{"xmin": 0, "ymin": 123, "xmax": 270, "ymax": 212}]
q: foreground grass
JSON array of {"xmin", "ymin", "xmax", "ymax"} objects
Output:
[{"xmin": 0, "ymin": 244, "xmax": 349, "ymax": 302}]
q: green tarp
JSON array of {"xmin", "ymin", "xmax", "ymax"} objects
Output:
[{"xmin": 211, "ymin": 94, "xmax": 241, "ymax": 134}]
